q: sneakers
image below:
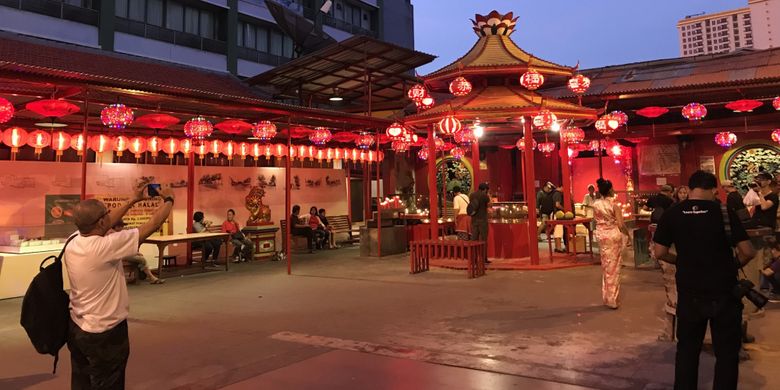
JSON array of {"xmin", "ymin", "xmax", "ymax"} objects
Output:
[
  {"xmin": 769, "ymin": 292, "xmax": 780, "ymax": 303},
  {"xmin": 232, "ymin": 256, "xmax": 241, "ymax": 263}
]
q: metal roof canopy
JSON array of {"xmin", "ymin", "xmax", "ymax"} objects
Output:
[{"xmin": 246, "ymin": 35, "xmax": 436, "ymax": 109}]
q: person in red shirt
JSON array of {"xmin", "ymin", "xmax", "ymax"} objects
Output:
[
  {"xmin": 307, "ymin": 206, "xmax": 329, "ymax": 250},
  {"xmin": 221, "ymin": 209, "xmax": 254, "ymax": 262}
]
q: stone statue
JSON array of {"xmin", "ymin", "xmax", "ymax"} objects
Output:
[{"xmin": 245, "ymin": 186, "xmax": 271, "ymax": 226}]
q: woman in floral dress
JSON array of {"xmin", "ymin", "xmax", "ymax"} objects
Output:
[{"xmin": 592, "ymin": 178, "xmax": 629, "ymax": 309}]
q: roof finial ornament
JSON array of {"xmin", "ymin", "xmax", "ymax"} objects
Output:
[{"xmin": 471, "ymin": 11, "xmax": 518, "ymax": 37}]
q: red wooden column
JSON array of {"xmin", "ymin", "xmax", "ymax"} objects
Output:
[
  {"xmin": 364, "ymin": 161, "xmax": 371, "ymax": 222},
  {"xmin": 285, "ymin": 130, "xmax": 292, "ymax": 275},
  {"xmin": 471, "ymin": 139, "xmax": 480, "ymax": 190},
  {"xmin": 186, "ymin": 149, "xmax": 195, "ymax": 264},
  {"xmin": 427, "ymin": 125, "xmax": 439, "ymax": 239},
  {"xmin": 346, "ymin": 161, "xmax": 352, "ymax": 223},
  {"xmin": 79, "ymin": 93, "xmax": 89, "ymax": 200},
  {"xmin": 523, "ymin": 118, "xmax": 540, "ymax": 265},
  {"xmin": 559, "ymin": 138, "xmax": 572, "ymax": 212},
  {"xmin": 376, "ymin": 128, "xmax": 382, "ymax": 257}
]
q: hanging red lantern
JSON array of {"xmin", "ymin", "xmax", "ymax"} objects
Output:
[
  {"xmin": 135, "ymin": 113, "xmax": 179, "ymax": 129},
  {"xmin": 386, "ymin": 122, "xmax": 406, "ymax": 139},
  {"xmin": 636, "ymin": 106, "xmax": 669, "ymax": 119},
  {"xmin": 520, "ymin": 69, "xmax": 545, "ymax": 90},
  {"xmin": 146, "ymin": 136, "xmax": 163, "ymax": 157},
  {"xmin": 595, "ymin": 114, "xmax": 620, "ymax": 135},
  {"xmin": 309, "ymin": 127, "xmax": 333, "ymax": 146},
  {"xmin": 725, "ymin": 99, "xmax": 763, "ymax": 113},
  {"xmin": 222, "ymin": 140, "xmax": 237, "ymax": 160},
  {"xmin": 449, "ymin": 77, "xmax": 472, "ymax": 97},
  {"xmin": 128, "ymin": 136, "xmax": 147, "ymax": 159},
  {"xmin": 50, "ymin": 131, "xmax": 71, "ymax": 160},
  {"xmin": 113, "ymin": 135, "xmax": 129, "ymax": 157},
  {"xmin": 715, "ymin": 132, "xmax": 737, "ymax": 148},
  {"xmin": 438, "ymin": 115, "xmax": 462, "ymax": 137},
  {"xmin": 70, "ymin": 133, "xmax": 86, "ymax": 156},
  {"xmin": 216, "ymin": 119, "xmax": 252, "ymax": 135},
  {"xmin": 450, "ymin": 146, "xmax": 465, "ymax": 160},
  {"xmin": 355, "ymin": 133, "xmax": 375, "ymax": 150},
  {"xmin": 2, "ymin": 127, "xmax": 28, "ymax": 158},
  {"xmin": 89, "ymin": 134, "xmax": 113, "ymax": 153},
  {"xmin": 248, "ymin": 120, "xmax": 276, "ymax": 142},
  {"xmin": 418, "ymin": 95, "xmax": 435, "ymax": 110},
  {"xmin": 407, "ymin": 84, "xmax": 427, "ymax": 102},
  {"xmin": 161, "ymin": 137, "xmax": 179, "ymax": 156},
  {"xmin": 516, "ymin": 137, "xmax": 537, "ymax": 151},
  {"xmin": 454, "ymin": 128, "xmax": 476, "ymax": 146},
  {"xmin": 682, "ymin": 103, "xmax": 707, "ymax": 121},
  {"xmin": 538, "ymin": 141, "xmax": 556, "ymax": 156},
  {"xmin": 417, "ymin": 147, "xmax": 429, "ymax": 161},
  {"xmin": 610, "ymin": 110, "xmax": 629, "ymax": 126},
  {"xmin": 560, "ymin": 127, "xmax": 585, "ymax": 144},
  {"xmin": 0, "ymin": 97, "xmax": 15, "ymax": 123},
  {"xmin": 434, "ymin": 137, "xmax": 446, "ymax": 151},
  {"xmin": 184, "ymin": 116, "xmax": 213, "ymax": 140},
  {"xmin": 100, "ymin": 104, "xmax": 134, "ymax": 129},
  {"xmin": 26, "ymin": 99, "xmax": 80, "ymax": 118},
  {"xmin": 533, "ymin": 109, "xmax": 557, "ymax": 130},
  {"xmin": 391, "ymin": 140, "xmax": 410, "ymax": 153},
  {"xmin": 237, "ymin": 142, "xmax": 250, "ymax": 160},
  {"xmin": 606, "ymin": 143, "xmax": 625, "ymax": 158},
  {"xmin": 180, "ymin": 138, "xmax": 193, "ymax": 155},
  {"xmin": 251, "ymin": 143, "xmax": 263, "ymax": 160},
  {"xmin": 771, "ymin": 129, "xmax": 780, "ymax": 144},
  {"xmin": 207, "ymin": 139, "xmax": 224, "ymax": 157},
  {"xmin": 195, "ymin": 143, "xmax": 208, "ymax": 159},
  {"xmin": 567, "ymin": 74, "xmax": 591, "ymax": 95},
  {"xmin": 773, "ymin": 97, "xmax": 780, "ymax": 110},
  {"xmin": 27, "ymin": 130, "xmax": 51, "ymax": 157}
]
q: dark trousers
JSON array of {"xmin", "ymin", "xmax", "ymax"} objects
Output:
[
  {"xmin": 195, "ymin": 239, "xmax": 222, "ymax": 261},
  {"xmin": 292, "ymin": 227, "xmax": 313, "ymax": 249},
  {"xmin": 471, "ymin": 219, "xmax": 489, "ymax": 260},
  {"xmin": 674, "ymin": 293, "xmax": 743, "ymax": 390},
  {"xmin": 68, "ymin": 319, "xmax": 129, "ymax": 390}
]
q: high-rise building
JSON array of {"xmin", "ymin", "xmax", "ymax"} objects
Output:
[
  {"xmin": 677, "ymin": 0, "xmax": 780, "ymax": 57},
  {"xmin": 0, "ymin": 0, "xmax": 415, "ymax": 77}
]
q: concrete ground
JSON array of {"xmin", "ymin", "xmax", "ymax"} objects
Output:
[{"xmin": 0, "ymin": 246, "xmax": 777, "ymax": 389}]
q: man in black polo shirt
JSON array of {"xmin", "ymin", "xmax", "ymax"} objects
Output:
[
  {"xmin": 753, "ymin": 172, "xmax": 778, "ymax": 230},
  {"xmin": 653, "ymin": 171, "xmax": 755, "ymax": 390}
]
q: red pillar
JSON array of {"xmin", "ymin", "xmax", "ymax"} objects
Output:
[
  {"xmin": 346, "ymin": 161, "xmax": 352, "ymax": 223},
  {"xmin": 471, "ymin": 139, "xmax": 480, "ymax": 191},
  {"xmin": 285, "ymin": 133, "xmax": 292, "ymax": 275},
  {"xmin": 79, "ymin": 94, "xmax": 89, "ymax": 200},
  {"xmin": 364, "ymin": 161, "xmax": 371, "ymax": 222},
  {"xmin": 186, "ymin": 149, "xmax": 195, "ymax": 264},
  {"xmin": 427, "ymin": 125, "xmax": 439, "ymax": 239},
  {"xmin": 560, "ymin": 138, "xmax": 572, "ymax": 212},
  {"xmin": 376, "ymin": 128, "xmax": 382, "ymax": 257},
  {"xmin": 523, "ymin": 118, "xmax": 540, "ymax": 265}
]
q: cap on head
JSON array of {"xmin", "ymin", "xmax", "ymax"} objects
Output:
[{"xmin": 660, "ymin": 184, "xmax": 673, "ymax": 193}]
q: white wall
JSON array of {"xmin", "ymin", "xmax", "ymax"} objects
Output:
[
  {"xmin": 114, "ymin": 32, "xmax": 228, "ymax": 73},
  {"xmin": 0, "ymin": 7, "xmax": 99, "ymax": 48},
  {"xmin": 750, "ymin": 0, "xmax": 780, "ymax": 49}
]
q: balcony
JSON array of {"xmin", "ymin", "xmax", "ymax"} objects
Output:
[
  {"xmin": 0, "ymin": 0, "xmax": 99, "ymax": 25},
  {"xmin": 237, "ymin": 46, "xmax": 292, "ymax": 66},
  {"xmin": 115, "ymin": 18, "xmax": 227, "ymax": 55}
]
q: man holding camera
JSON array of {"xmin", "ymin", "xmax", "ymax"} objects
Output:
[{"xmin": 653, "ymin": 171, "xmax": 755, "ymax": 390}]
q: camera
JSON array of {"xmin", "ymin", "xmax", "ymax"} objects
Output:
[
  {"xmin": 147, "ymin": 183, "xmax": 161, "ymax": 197},
  {"xmin": 733, "ymin": 279, "xmax": 769, "ymax": 309}
]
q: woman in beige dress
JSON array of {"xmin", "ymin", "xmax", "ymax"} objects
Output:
[{"xmin": 592, "ymin": 178, "xmax": 630, "ymax": 309}]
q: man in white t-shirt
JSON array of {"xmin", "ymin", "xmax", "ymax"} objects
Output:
[
  {"xmin": 65, "ymin": 184, "xmax": 174, "ymax": 389},
  {"xmin": 452, "ymin": 185, "xmax": 471, "ymax": 240}
]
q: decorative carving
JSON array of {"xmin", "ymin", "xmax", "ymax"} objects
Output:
[{"xmin": 245, "ymin": 186, "xmax": 272, "ymax": 226}]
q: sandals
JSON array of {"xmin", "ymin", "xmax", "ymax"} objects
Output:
[{"xmin": 150, "ymin": 279, "xmax": 166, "ymax": 285}]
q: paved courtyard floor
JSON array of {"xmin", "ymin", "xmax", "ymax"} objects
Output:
[{"xmin": 0, "ymin": 246, "xmax": 777, "ymax": 389}]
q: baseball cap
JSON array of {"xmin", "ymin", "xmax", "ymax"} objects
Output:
[{"xmin": 660, "ymin": 184, "xmax": 673, "ymax": 193}]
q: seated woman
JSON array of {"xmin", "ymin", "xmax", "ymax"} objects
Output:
[
  {"xmin": 308, "ymin": 206, "xmax": 329, "ymax": 250},
  {"xmin": 112, "ymin": 220, "xmax": 164, "ymax": 284},
  {"xmin": 290, "ymin": 205, "xmax": 314, "ymax": 253},
  {"xmin": 193, "ymin": 211, "xmax": 222, "ymax": 266},
  {"xmin": 319, "ymin": 208, "xmax": 338, "ymax": 249},
  {"xmin": 221, "ymin": 209, "xmax": 255, "ymax": 262}
]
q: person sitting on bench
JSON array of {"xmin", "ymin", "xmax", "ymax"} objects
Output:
[
  {"xmin": 112, "ymin": 220, "xmax": 164, "ymax": 284},
  {"xmin": 192, "ymin": 211, "xmax": 222, "ymax": 266},
  {"xmin": 221, "ymin": 209, "xmax": 254, "ymax": 262},
  {"xmin": 291, "ymin": 205, "xmax": 314, "ymax": 253},
  {"xmin": 308, "ymin": 206, "xmax": 330, "ymax": 250},
  {"xmin": 318, "ymin": 208, "xmax": 338, "ymax": 249}
]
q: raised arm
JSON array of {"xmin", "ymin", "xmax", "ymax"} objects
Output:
[
  {"xmin": 106, "ymin": 184, "xmax": 149, "ymax": 230},
  {"xmin": 137, "ymin": 187, "xmax": 174, "ymax": 242}
]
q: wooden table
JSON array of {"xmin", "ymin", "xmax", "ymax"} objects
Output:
[
  {"xmin": 544, "ymin": 218, "xmax": 594, "ymax": 261},
  {"xmin": 143, "ymin": 232, "xmax": 230, "ymax": 279}
]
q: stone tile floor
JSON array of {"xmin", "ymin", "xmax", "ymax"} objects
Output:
[{"xmin": 0, "ymin": 246, "xmax": 776, "ymax": 389}]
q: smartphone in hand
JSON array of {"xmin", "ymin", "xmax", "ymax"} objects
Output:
[{"xmin": 147, "ymin": 183, "xmax": 162, "ymax": 197}]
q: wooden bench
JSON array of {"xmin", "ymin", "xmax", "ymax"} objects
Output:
[
  {"xmin": 327, "ymin": 215, "xmax": 359, "ymax": 244},
  {"xmin": 409, "ymin": 239, "xmax": 486, "ymax": 278},
  {"xmin": 279, "ymin": 220, "xmax": 311, "ymax": 252}
]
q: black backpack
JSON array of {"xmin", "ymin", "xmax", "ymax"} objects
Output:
[{"xmin": 20, "ymin": 235, "xmax": 76, "ymax": 374}]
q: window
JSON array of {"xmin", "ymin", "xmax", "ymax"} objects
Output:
[
  {"xmin": 128, "ymin": 0, "xmax": 144, "ymax": 21},
  {"xmin": 200, "ymin": 10, "xmax": 214, "ymax": 39},
  {"xmin": 270, "ymin": 30, "xmax": 283, "ymax": 56},
  {"xmin": 257, "ymin": 26, "xmax": 269, "ymax": 52},
  {"xmin": 146, "ymin": 0, "xmax": 163, "ymax": 26},
  {"xmin": 116, "ymin": 0, "xmax": 128, "ymax": 17},
  {"xmin": 184, "ymin": 7, "xmax": 198, "ymax": 35},
  {"xmin": 166, "ymin": 1, "xmax": 184, "ymax": 31}
]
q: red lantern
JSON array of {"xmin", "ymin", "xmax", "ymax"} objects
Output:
[
  {"xmin": 355, "ymin": 133, "xmax": 375, "ymax": 150},
  {"xmin": 606, "ymin": 143, "xmax": 625, "ymax": 158},
  {"xmin": 222, "ymin": 140, "xmax": 237, "ymax": 160},
  {"xmin": 251, "ymin": 143, "xmax": 263, "ymax": 159},
  {"xmin": 595, "ymin": 114, "xmax": 620, "ymax": 135},
  {"xmin": 771, "ymin": 129, "xmax": 780, "ymax": 144},
  {"xmin": 128, "ymin": 136, "xmax": 147, "ymax": 159},
  {"xmin": 533, "ymin": 109, "xmax": 556, "ymax": 130},
  {"xmin": 216, "ymin": 119, "xmax": 252, "ymax": 135},
  {"xmin": 162, "ymin": 138, "xmax": 179, "ymax": 156},
  {"xmin": 207, "ymin": 139, "xmax": 224, "ymax": 157},
  {"xmin": 538, "ymin": 141, "xmax": 556, "ymax": 156},
  {"xmin": 113, "ymin": 135, "xmax": 129, "ymax": 157},
  {"xmin": 147, "ymin": 136, "xmax": 163, "ymax": 157},
  {"xmin": 418, "ymin": 95, "xmax": 435, "ymax": 110},
  {"xmin": 27, "ymin": 130, "xmax": 51, "ymax": 157},
  {"xmin": 682, "ymin": 103, "xmax": 707, "ymax": 121},
  {"xmin": 50, "ymin": 131, "xmax": 71, "ymax": 160},
  {"xmin": 434, "ymin": 137, "xmax": 445, "ymax": 151},
  {"xmin": 450, "ymin": 146, "xmax": 465, "ymax": 160},
  {"xmin": 636, "ymin": 106, "xmax": 669, "ymax": 119},
  {"xmin": 386, "ymin": 122, "xmax": 406, "ymax": 139},
  {"xmin": 309, "ymin": 127, "xmax": 332, "ymax": 146},
  {"xmin": 773, "ymin": 96, "xmax": 780, "ymax": 110},
  {"xmin": 454, "ymin": 128, "xmax": 476, "ymax": 146},
  {"xmin": 715, "ymin": 132, "xmax": 737, "ymax": 148},
  {"xmin": 195, "ymin": 143, "xmax": 208, "ymax": 159},
  {"xmin": 250, "ymin": 120, "xmax": 277, "ymax": 142},
  {"xmin": 184, "ymin": 116, "xmax": 213, "ymax": 140},
  {"xmin": 449, "ymin": 77, "xmax": 472, "ymax": 97},
  {"xmin": 135, "ymin": 113, "xmax": 179, "ymax": 129},
  {"xmin": 0, "ymin": 97, "xmax": 15, "ymax": 123},
  {"xmin": 417, "ymin": 147, "xmax": 429, "ymax": 161},
  {"xmin": 588, "ymin": 139, "xmax": 617, "ymax": 152},
  {"xmin": 407, "ymin": 84, "xmax": 427, "ymax": 102},
  {"xmin": 560, "ymin": 127, "xmax": 585, "ymax": 144},
  {"xmin": 2, "ymin": 127, "xmax": 28, "ymax": 158},
  {"xmin": 391, "ymin": 140, "xmax": 410, "ymax": 153},
  {"xmin": 70, "ymin": 133, "xmax": 86, "ymax": 156},
  {"xmin": 438, "ymin": 115, "xmax": 462, "ymax": 137},
  {"xmin": 516, "ymin": 137, "xmax": 537, "ymax": 151},
  {"xmin": 567, "ymin": 74, "xmax": 591, "ymax": 95},
  {"xmin": 520, "ymin": 69, "xmax": 545, "ymax": 90},
  {"xmin": 725, "ymin": 99, "xmax": 763, "ymax": 113},
  {"xmin": 89, "ymin": 134, "xmax": 113, "ymax": 153},
  {"xmin": 100, "ymin": 104, "xmax": 134, "ymax": 129},
  {"xmin": 26, "ymin": 99, "xmax": 80, "ymax": 118},
  {"xmin": 237, "ymin": 142, "xmax": 250, "ymax": 160},
  {"xmin": 610, "ymin": 110, "xmax": 629, "ymax": 126},
  {"xmin": 180, "ymin": 138, "xmax": 193, "ymax": 155}
]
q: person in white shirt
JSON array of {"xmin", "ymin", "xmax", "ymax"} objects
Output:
[
  {"xmin": 743, "ymin": 182, "xmax": 761, "ymax": 209},
  {"xmin": 582, "ymin": 184, "xmax": 597, "ymax": 207},
  {"xmin": 452, "ymin": 185, "xmax": 471, "ymax": 240},
  {"xmin": 65, "ymin": 184, "xmax": 173, "ymax": 389}
]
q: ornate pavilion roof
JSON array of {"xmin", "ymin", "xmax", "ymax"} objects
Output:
[{"xmin": 423, "ymin": 11, "xmax": 576, "ymax": 84}]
